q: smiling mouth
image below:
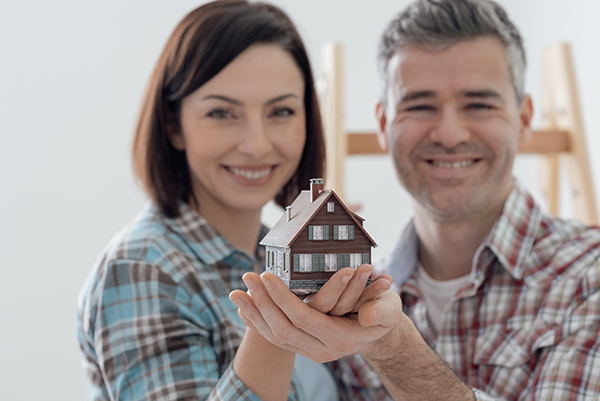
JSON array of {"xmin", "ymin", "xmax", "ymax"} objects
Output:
[
  {"xmin": 227, "ymin": 166, "xmax": 274, "ymax": 180},
  {"xmin": 427, "ymin": 159, "xmax": 479, "ymax": 168}
]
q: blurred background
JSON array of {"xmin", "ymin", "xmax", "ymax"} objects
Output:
[{"xmin": 1, "ymin": 0, "xmax": 598, "ymax": 399}]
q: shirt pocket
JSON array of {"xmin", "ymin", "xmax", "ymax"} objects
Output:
[{"xmin": 473, "ymin": 318, "xmax": 557, "ymax": 368}]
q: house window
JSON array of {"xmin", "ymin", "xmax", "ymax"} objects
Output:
[
  {"xmin": 350, "ymin": 253, "xmax": 363, "ymax": 269},
  {"xmin": 299, "ymin": 254, "xmax": 312, "ymax": 271},
  {"xmin": 313, "ymin": 225, "xmax": 323, "ymax": 240},
  {"xmin": 338, "ymin": 225, "xmax": 348, "ymax": 240},
  {"xmin": 309, "ymin": 225, "xmax": 329, "ymax": 240},
  {"xmin": 325, "ymin": 254, "xmax": 337, "ymax": 271},
  {"xmin": 334, "ymin": 225, "xmax": 354, "ymax": 240},
  {"xmin": 284, "ymin": 252, "xmax": 290, "ymax": 272},
  {"xmin": 327, "ymin": 202, "xmax": 335, "ymax": 212},
  {"xmin": 276, "ymin": 251, "xmax": 283, "ymax": 268}
]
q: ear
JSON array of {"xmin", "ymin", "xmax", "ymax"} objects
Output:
[
  {"xmin": 517, "ymin": 94, "xmax": 533, "ymax": 147},
  {"xmin": 375, "ymin": 101, "xmax": 390, "ymax": 153},
  {"xmin": 168, "ymin": 123, "xmax": 186, "ymax": 151}
]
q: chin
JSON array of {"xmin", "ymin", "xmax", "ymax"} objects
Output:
[
  {"xmin": 420, "ymin": 191, "xmax": 479, "ymax": 218},
  {"xmin": 232, "ymin": 194, "xmax": 276, "ymax": 212}
]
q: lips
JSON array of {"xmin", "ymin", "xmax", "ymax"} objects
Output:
[
  {"xmin": 428, "ymin": 159, "xmax": 477, "ymax": 168},
  {"xmin": 227, "ymin": 166, "xmax": 274, "ymax": 180}
]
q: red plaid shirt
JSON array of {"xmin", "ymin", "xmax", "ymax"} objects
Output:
[{"xmin": 330, "ymin": 181, "xmax": 600, "ymax": 400}]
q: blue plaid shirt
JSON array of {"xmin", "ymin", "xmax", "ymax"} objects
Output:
[{"xmin": 77, "ymin": 202, "xmax": 303, "ymax": 401}]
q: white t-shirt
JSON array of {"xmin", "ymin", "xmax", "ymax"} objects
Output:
[{"xmin": 416, "ymin": 263, "xmax": 471, "ymax": 335}]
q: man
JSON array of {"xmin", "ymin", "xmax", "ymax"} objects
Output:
[{"xmin": 231, "ymin": 0, "xmax": 600, "ymax": 399}]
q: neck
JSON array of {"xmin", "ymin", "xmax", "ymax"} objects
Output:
[
  {"xmin": 191, "ymin": 197, "xmax": 263, "ymax": 256},
  {"xmin": 413, "ymin": 198, "xmax": 505, "ymax": 281}
]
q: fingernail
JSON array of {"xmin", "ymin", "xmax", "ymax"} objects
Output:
[
  {"xmin": 244, "ymin": 276, "xmax": 255, "ymax": 291},
  {"xmin": 230, "ymin": 297, "xmax": 245, "ymax": 308},
  {"xmin": 263, "ymin": 277, "xmax": 273, "ymax": 291},
  {"xmin": 341, "ymin": 274, "xmax": 352, "ymax": 284},
  {"xmin": 360, "ymin": 272, "xmax": 370, "ymax": 281}
]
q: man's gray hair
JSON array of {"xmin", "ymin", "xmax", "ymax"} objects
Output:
[{"xmin": 378, "ymin": 0, "xmax": 526, "ymax": 104}]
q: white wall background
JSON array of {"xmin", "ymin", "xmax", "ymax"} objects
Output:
[{"xmin": 1, "ymin": 0, "xmax": 598, "ymax": 399}]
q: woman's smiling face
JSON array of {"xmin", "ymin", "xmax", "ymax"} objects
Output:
[{"xmin": 172, "ymin": 44, "xmax": 306, "ymax": 217}]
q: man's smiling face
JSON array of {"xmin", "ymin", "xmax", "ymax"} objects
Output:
[{"xmin": 377, "ymin": 36, "xmax": 532, "ymax": 221}]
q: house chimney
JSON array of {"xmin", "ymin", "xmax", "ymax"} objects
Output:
[
  {"xmin": 286, "ymin": 206, "xmax": 292, "ymax": 222},
  {"xmin": 310, "ymin": 178, "xmax": 324, "ymax": 202}
]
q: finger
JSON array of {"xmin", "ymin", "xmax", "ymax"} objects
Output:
[
  {"xmin": 348, "ymin": 272, "xmax": 393, "ymax": 313},
  {"xmin": 373, "ymin": 273, "xmax": 393, "ymax": 282},
  {"xmin": 350, "ymin": 277, "xmax": 392, "ymax": 313},
  {"xmin": 260, "ymin": 272, "xmax": 327, "ymax": 329},
  {"xmin": 327, "ymin": 264, "xmax": 373, "ymax": 316},
  {"xmin": 237, "ymin": 308, "xmax": 259, "ymax": 331},
  {"xmin": 229, "ymin": 286, "xmax": 272, "ymax": 337},
  {"xmin": 357, "ymin": 289, "xmax": 403, "ymax": 328},
  {"xmin": 247, "ymin": 273, "xmax": 335, "ymax": 361},
  {"xmin": 262, "ymin": 273, "xmax": 403, "ymax": 360},
  {"xmin": 237, "ymin": 308, "xmax": 312, "ymax": 356},
  {"xmin": 238, "ymin": 273, "xmax": 293, "ymax": 340},
  {"xmin": 303, "ymin": 268, "xmax": 355, "ymax": 313}
]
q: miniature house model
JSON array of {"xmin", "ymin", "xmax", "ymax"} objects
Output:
[{"xmin": 260, "ymin": 178, "xmax": 377, "ymax": 295}]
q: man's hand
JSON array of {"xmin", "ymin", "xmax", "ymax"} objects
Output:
[
  {"xmin": 303, "ymin": 265, "xmax": 394, "ymax": 318},
  {"xmin": 229, "ymin": 265, "xmax": 402, "ymax": 363}
]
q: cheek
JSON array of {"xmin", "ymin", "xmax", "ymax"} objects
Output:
[
  {"xmin": 479, "ymin": 121, "xmax": 520, "ymax": 156},
  {"xmin": 390, "ymin": 123, "xmax": 420, "ymax": 159},
  {"xmin": 184, "ymin": 127, "xmax": 236, "ymax": 160},
  {"xmin": 275, "ymin": 122, "xmax": 306, "ymax": 161}
]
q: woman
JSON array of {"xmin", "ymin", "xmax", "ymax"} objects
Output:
[{"xmin": 76, "ymin": 1, "xmax": 385, "ymax": 400}]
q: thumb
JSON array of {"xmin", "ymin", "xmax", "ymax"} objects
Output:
[{"xmin": 358, "ymin": 290, "xmax": 403, "ymax": 328}]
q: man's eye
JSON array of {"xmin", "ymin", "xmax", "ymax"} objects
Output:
[
  {"xmin": 207, "ymin": 109, "xmax": 234, "ymax": 119},
  {"xmin": 405, "ymin": 105, "xmax": 435, "ymax": 112},
  {"xmin": 271, "ymin": 107, "xmax": 295, "ymax": 117},
  {"xmin": 468, "ymin": 103, "xmax": 494, "ymax": 110}
]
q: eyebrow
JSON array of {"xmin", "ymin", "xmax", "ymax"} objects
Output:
[
  {"xmin": 460, "ymin": 90, "xmax": 503, "ymax": 100},
  {"xmin": 202, "ymin": 95, "xmax": 242, "ymax": 105},
  {"xmin": 202, "ymin": 93, "xmax": 300, "ymax": 106},
  {"xmin": 397, "ymin": 89, "xmax": 505, "ymax": 106},
  {"xmin": 399, "ymin": 90, "xmax": 437, "ymax": 104}
]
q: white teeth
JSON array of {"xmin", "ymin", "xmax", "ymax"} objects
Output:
[
  {"xmin": 229, "ymin": 167, "xmax": 272, "ymax": 180},
  {"xmin": 432, "ymin": 160, "xmax": 474, "ymax": 168}
]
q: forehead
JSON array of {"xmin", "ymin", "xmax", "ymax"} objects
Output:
[
  {"xmin": 386, "ymin": 37, "xmax": 515, "ymax": 101},
  {"xmin": 195, "ymin": 44, "xmax": 304, "ymax": 99}
]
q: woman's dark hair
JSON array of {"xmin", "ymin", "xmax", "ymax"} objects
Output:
[{"xmin": 132, "ymin": 0, "xmax": 325, "ymax": 217}]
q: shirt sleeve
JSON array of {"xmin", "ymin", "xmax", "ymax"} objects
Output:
[{"xmin": 80, "ymin": 258, "xmax": 298, "ymax": 401}]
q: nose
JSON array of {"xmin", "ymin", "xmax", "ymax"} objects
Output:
[
  {"xmin": 237, "ymin": 117, "xmax": 273, "ymax": 158},
  {"xmin": 429, "ymin": 105, "xmax": 470, "ymax": 148}
]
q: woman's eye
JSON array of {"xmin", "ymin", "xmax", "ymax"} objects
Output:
[
  {"xmin": 271, "ymin": 107, "xmax": 295, "ymax": 117},
  {"xmin": 207, "ymin": 109, "xmax": 234, "ymax": 119}
]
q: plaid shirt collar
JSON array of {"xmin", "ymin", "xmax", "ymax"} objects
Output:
[
  {"xmin": 149, "ymin": 202, "xmax": 268, "ymax": 268},
  {"xmin": 387, "ymin": 178, "xmax": 542, "ymax": 288}
]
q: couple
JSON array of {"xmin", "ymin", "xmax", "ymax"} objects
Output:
[{"xmin": 77, "ymin": 0, "xmax": 600, "ymax": 400}]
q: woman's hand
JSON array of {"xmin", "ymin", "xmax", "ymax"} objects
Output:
[{"xmin": 229, "ymin": 267, "xmax": 402, "ymax": 363}]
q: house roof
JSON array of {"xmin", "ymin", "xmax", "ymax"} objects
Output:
[{"xmin": 260, "ymin": 189, "xmax": 378, "ymax": 248}]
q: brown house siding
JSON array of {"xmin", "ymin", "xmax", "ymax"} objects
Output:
[{"xmin": 289, "ymin": 200, "xmax": 371, "ymax": 286}]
